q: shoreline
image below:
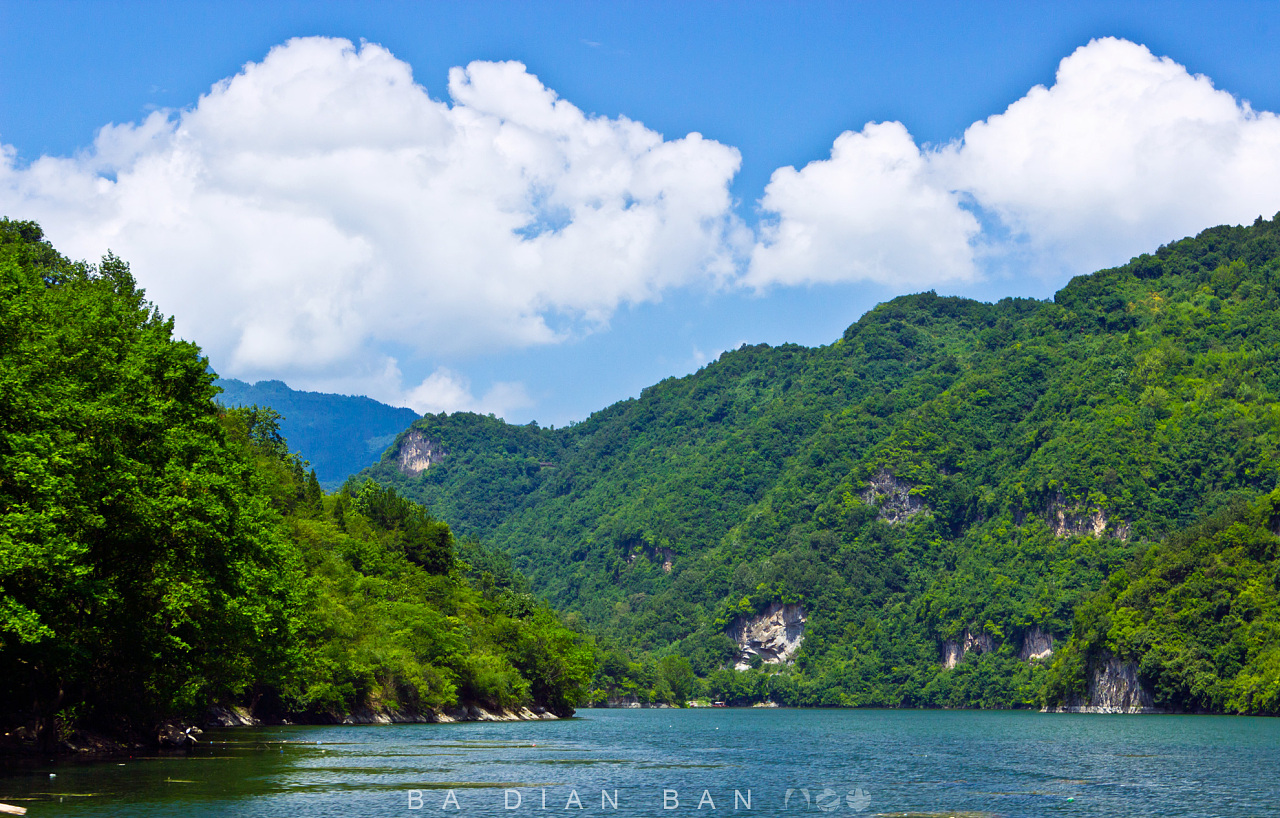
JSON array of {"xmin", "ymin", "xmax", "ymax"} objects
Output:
[{"xmin": 1, "ymin": 702, "xmax": 564, "ymax": 759}]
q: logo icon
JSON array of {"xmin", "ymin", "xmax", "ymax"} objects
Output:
[
  {"xmin": 814, "ymin": 788, "xmax": 841, "ymax": 812},
  {"xmin": 846, "ymin": 788, "xmax": 871, "ymax": 813},
  {"xmin": 785, "ymin": 784, "xmax": 872, "ymax": 811},
  {"xmin": 784, "ymin": 788, "xmax": 810, "ymax": 809}
]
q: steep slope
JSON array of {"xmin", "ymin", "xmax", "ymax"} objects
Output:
[
  {"xmin": 365, "ymin": 215, "xmax": 1280, "ymax": 709},
  {"xmin": 215, "ymin": 378, "xmax": 419, "ymax": 489}
]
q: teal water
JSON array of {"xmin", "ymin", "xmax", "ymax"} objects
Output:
[{"xmin": 2, "ymin": 709, "xmax": 1277, "ymax": 817}]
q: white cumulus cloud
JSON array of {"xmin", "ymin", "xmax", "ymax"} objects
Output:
[
  {"xmin": 6, "ymin": 35, "xmax": 1280, "ymax": 417},
  {"xmin": 747, "ymin": 120, "xmax": 980, "ymax": 289},
  {"xmin": 748, "ymin": 37, "xmax": 1280, "ymax": 289},
  {"xmin": 0, "ymin": 36, "xmax": 745, "ymax": 409},
  {"xmin": 403, "ymin": 368, "xmax": 532, "ymax": 417}
]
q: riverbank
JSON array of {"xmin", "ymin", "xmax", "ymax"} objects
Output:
[{"xmin": 1, "ymin": 702, "xmax": 563, "ymax": 758}]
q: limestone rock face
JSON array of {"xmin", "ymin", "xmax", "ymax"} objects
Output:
[
  {"xmin": 396, "ymin": 429, "xmax": 447, "ymax": 476},
  {"xmin": 1019, "ymin": 627, "xmax": 1055, "ymax": 662},
  {"xmin": 727, "ymin": 602, "xmax": 806, "ymax": 671},
  {"xmin": 862, "ymin": 469, "xmax": 926, "ymax": 524},
  {"xmin": 658, "ymin": 548, "xmax": 675, "ymax": 573},
  {"xmin": 941, "ymin": 629, "xmax": 995, "ymax": 668},
  {"xmin": 1047, "ymin": 654, "xmax": 1160, "ymax": 713},
  {"xmin": 338, "ymin": 704, "xmax": 558, "ymax": 723},
  {"xmin": 1086, "ymin": 656, "xmax": 1157, "ymax": 712},
  {"xmin": 1044, "ymin": 493, "xmax": 1130, "ymax": 540}
]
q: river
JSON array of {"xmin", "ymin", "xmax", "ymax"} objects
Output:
[{"xmin": 2, "ymin": 708, "xmax": 1277, "ymax": 817}]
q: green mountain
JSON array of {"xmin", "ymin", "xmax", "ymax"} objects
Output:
[
  {"xmin": 363, "ymin": 215, "xmax": 1280, "ymax": 712},
  {"xmin": 214, "ymin": 378, "xmax": 419, "ymax": 490},
  {"xmin": 0, "ymin": 220, "xmax": 592, "ymax": 753}
]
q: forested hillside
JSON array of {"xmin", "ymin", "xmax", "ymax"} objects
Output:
[
  {"xmin": 366, "ymin": 215, "xmax": 1280, "ymax": 711},
  {"xmin": 0, "ymin": 220, "xmax": 593, "ymax": 753},
  {"xmin": 214, "ymin": 378, "xmax": 419, "ymax": 489},
  {"xmin": 1044, "ymin": 489, "xmax": 1280, "ymax": 714}
]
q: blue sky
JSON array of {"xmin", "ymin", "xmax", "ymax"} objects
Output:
[{"xmin": 4, "ymin": 1, "xmax": 1280, "ymax": 425}]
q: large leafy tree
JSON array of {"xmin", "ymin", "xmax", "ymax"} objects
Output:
[{"xmin": 0, "ymin": 220, "xmax": 300, "ymax": 745}]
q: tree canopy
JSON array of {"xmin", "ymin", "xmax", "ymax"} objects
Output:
[{"xmin": 0, "ymin": 220, "xmax": 594, "ymax": 750}]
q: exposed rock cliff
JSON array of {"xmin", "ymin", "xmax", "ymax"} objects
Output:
[
  {"xmin": 1048, "ymin": 654, "xmax": 1161, "ymax": 713},
  {"xmin": 727, "ymin": 602, "xmax": 806, "ymax": 670},
  {"xmin": 1044, "ymin": 493, "xmax": 1130, "ymax": 540},
  {"xmin": 589, "ymin": 696, "xmax": 673, "ymax": 709},
  {"xmin": 941, "ymin": 630, "xmax": 995, "ymax": 668},
  {"xmin": 658, "ymin": 548, "xmax": 675, "ymax": 572},
  {"xmin": 341, "ymin": 704, "xmax": 558, "ymax": 724},
  {"xmin": 862, "ymin": 469, "xmax": 927, "ymax": 524},
  {"xmin": 205, "ymin": 704, "xmax": 259, "ymax": 727},
  {"xmin": 1019, "ymin": 627, "xmax": 1055, "ymax": 662},
  {"xmin": 395, "ymin": 429, "xmax": 448, "ymax": 476}
]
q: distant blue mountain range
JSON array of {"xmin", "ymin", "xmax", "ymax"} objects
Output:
[{"xmin": 214, "ymin": 378, "xmax": 417, "ymax": 489}]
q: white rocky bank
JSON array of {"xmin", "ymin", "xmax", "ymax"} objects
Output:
[{"xmin": 205, "ymin": 703, "xmax": 558, "ymax": 728}]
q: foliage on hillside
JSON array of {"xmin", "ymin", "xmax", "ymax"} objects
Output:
[
  {"xmin": 1044, "ymin": 489, "xmax": 1280, "ymax": 714},
  {"xmin": 214, "ymin": 378, "xmax": 419, "ymax": 490},
  {"xmin": 366, "ymin": 214, "xmax": 1280, "ymax": 711},
  {"xmin": 0, "ymin": 220, "xmax": 593, "ymax": 750}
]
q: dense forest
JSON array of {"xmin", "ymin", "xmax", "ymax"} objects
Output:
[
  {"xmin": 0, "ymin": 220, "xmax": 593, "ymax": 753},
  {"xmin": 365, "ymin": 215, "xmax": 1280, "ymax": 713}
]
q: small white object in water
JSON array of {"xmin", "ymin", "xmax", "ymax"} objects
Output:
[{"xmin": 49, "ymin": 773, "xmax": 56, "ymax": 778}]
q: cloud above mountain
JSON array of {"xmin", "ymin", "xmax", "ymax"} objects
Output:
[
  {"xmin": 3, "ymin": 36, "xmax": 1280, "ymax": 414},
  {"xmin": 0, "ymin": 37, "xmax": 745, "ymax": 409},
  {"xmin": 748, "ymin": 37, "xmax": 1280, "ymax": 287}
]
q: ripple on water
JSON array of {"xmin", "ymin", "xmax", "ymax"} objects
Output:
[{"xmin": 6, "ymin": 709, "xmax": 1279, "ymax": 816}]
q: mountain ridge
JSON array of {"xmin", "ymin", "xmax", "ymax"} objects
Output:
[
  {"xmin": 214, "ymin": 377, "xmax": 419, "ymax": 489},
  {"xmin": 361, "ymin": 215, "xmax": 1280, "ymax": 712}
]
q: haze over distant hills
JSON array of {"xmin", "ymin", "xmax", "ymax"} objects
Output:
[{"xmin": 214, "ymin": 378, "xmax": 419, "ymax": 489}]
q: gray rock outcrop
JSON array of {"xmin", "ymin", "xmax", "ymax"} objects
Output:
[
  {"xmin": 1043, "ymin": 493, "xmax": 1131, "ymax": 540},
  {"xmin": 205, "ymin": 704, "xmax": 259, "ymax": 728},
  {"xmin": 395, "ymin": 430, "xmax": 448, "ymax": 476},
  {"xmin": 1084, "ymin": 656, "xmax": 1158, "ymax": 712},
  {"xmin": 727, "ymin": 602, "xmax": 806, "ymax": 670},
  {"xmin": 941, "ymin": 629, "xmax": 996, "ymax": 668},
  {"xmin": 1048, "ymin": 654, "xmax": 1161, "ymax": 713},
  {"xmin": 862, "ymin": 469, "xmax": 926, "ymax": 524},
  {"xmin": 1019, "ymin": 627, "xmax": 1055, "ymax": 662},
  {"xmin": 339, "ymin": 704, "xmax": 558, "ymax": 723}
]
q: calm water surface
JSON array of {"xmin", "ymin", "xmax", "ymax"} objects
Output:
[{"xmin": 2, "ymin": 709, "xmax": 1277, "ymax": 817}]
